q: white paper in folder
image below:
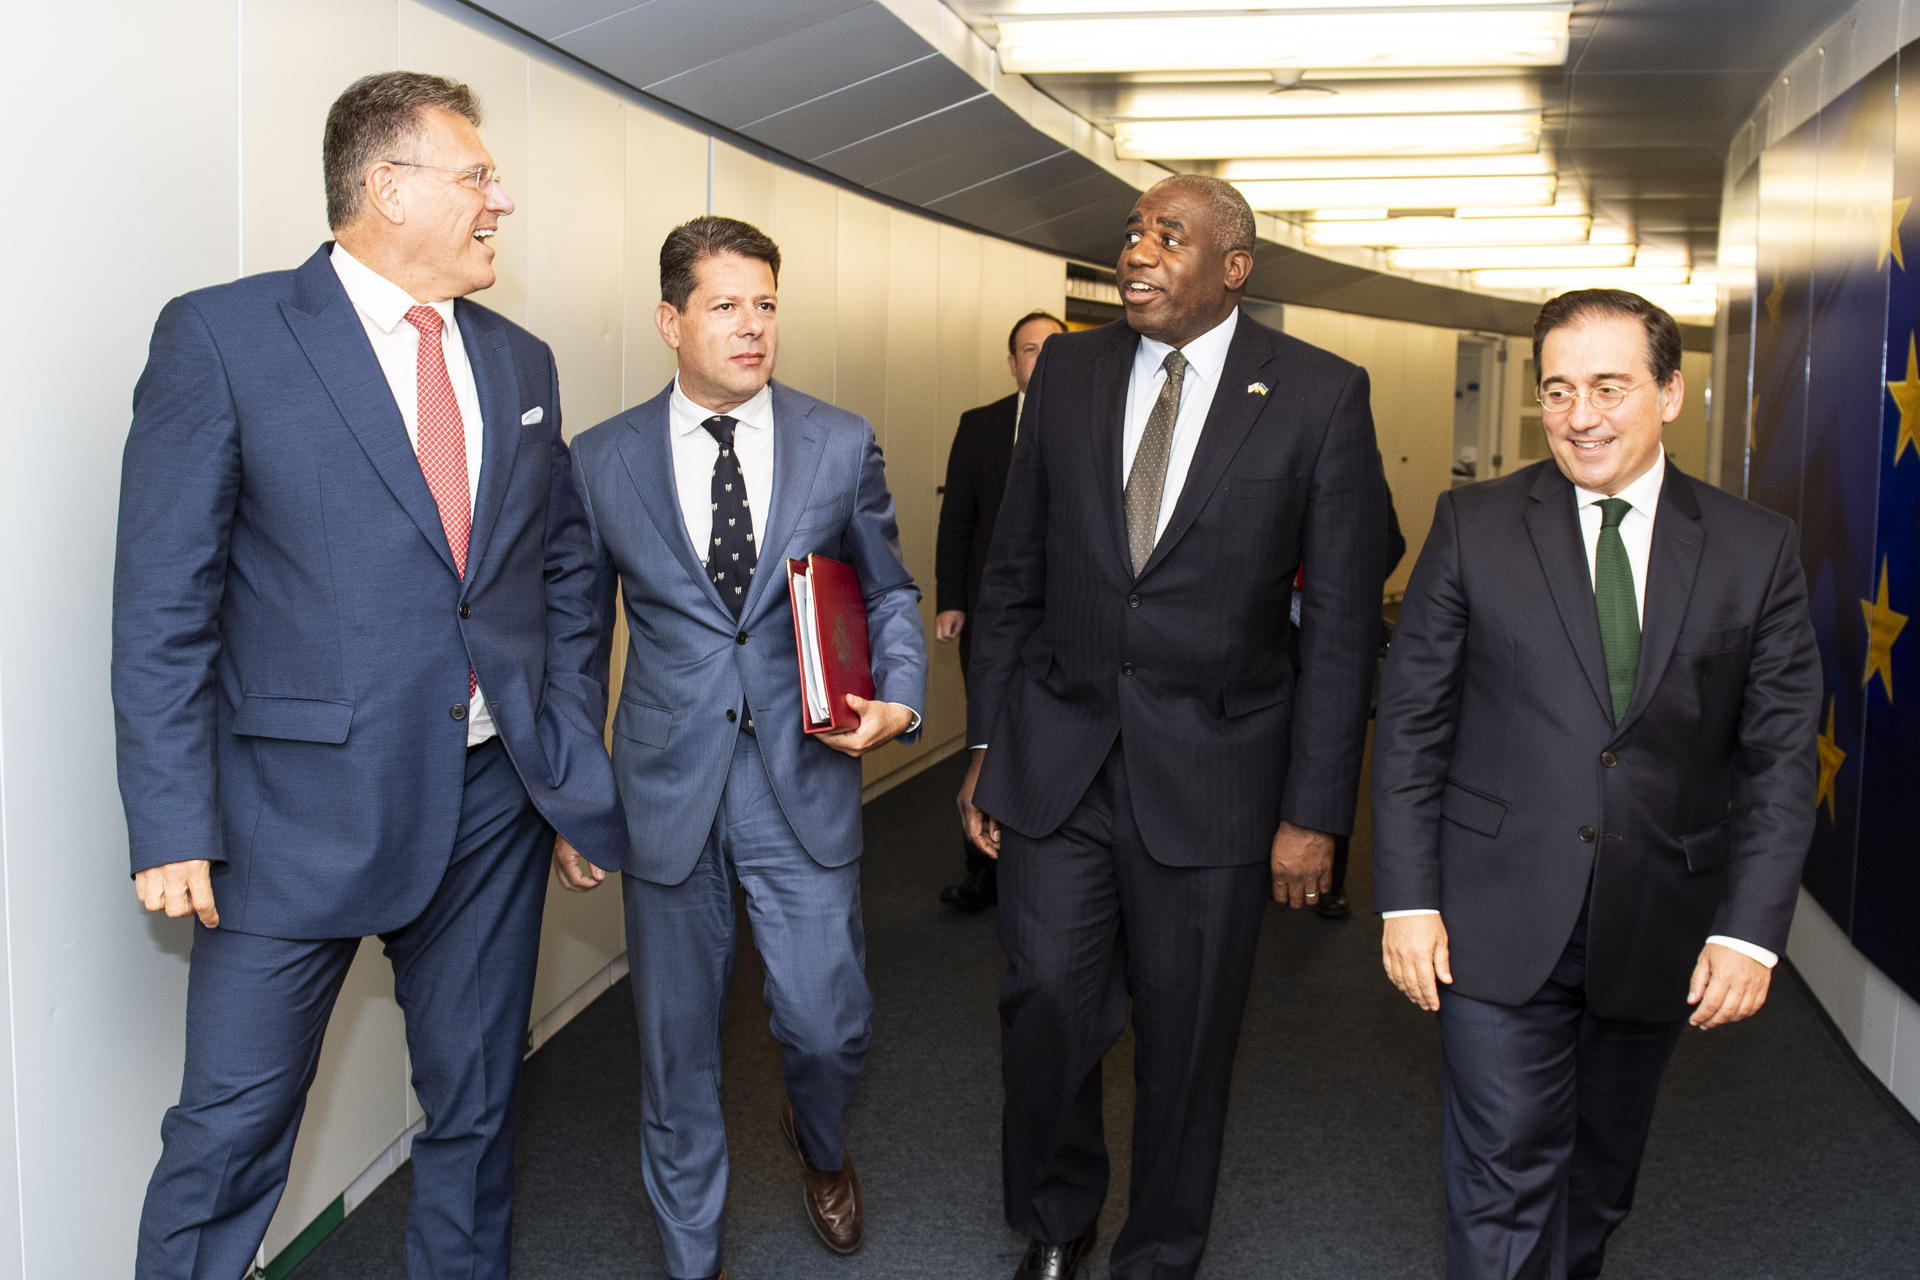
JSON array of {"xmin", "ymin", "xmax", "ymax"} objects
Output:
[{"xmin": 791, "ymin": 571, "xmax": 831, "ymax": 724}]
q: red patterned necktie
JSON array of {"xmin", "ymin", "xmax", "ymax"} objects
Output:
[{"xmin": 404, "ymin": 306, "xmax": 475, "ymax": 695}]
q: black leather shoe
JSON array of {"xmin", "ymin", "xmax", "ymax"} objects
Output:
[
  {"xmin": 1314, "ymin": 891, "xmax": 1351, "ymax": 919},
  {"xmin": 939, "ymin": 864, "xmax": 997, "ymax": 911},
  {"xmin": 1012, "ymin": 1226, "xmax": 1097, "ymax": 1279}
]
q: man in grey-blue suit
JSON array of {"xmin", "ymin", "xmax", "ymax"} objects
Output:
[
  {"xmin": 114, "ymin": 74, "xmax": 621, "ymax": 1278},
  {"xmin": 563, "ymin": 216, "xmax": 926, "ymax": 1280}
]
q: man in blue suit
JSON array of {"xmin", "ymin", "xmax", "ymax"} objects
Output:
[
  {"xmin": 114, "ymin": 72, "xmax": 620, "ymax": 1279},
  {"xmin": 562, "ymin": 216, "xmax": 926, "ymax": 1280}
]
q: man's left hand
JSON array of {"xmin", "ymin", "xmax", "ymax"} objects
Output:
[
  {"xmin": 1687, "ymin": 942, "xmax": 1772, "ymax": 1029},
  {"xmin": 1269, "ymin": 820, "xmax": 1333, "ymax": 908},
  {"xmin": 552, "ymin": 835, "xmax": 605, "ymax": 893},
  {"xmin": 817, "ymin": 694, "xmax": 914, "ymax": 758}
]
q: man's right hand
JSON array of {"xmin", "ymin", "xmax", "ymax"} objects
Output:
[
  {"xmin": 935, "ymin": 610, "xmax": 966, "ymax": 642},
  {"xmin": 135, "ymin": 860, "xmax": 219, "ymax": 928},
  {"xmin": 1382, "ymin": 913, "xmax": 1452, "ymax": 1011},
  {"xmin": 553, "ymin": 835, "xmax": 605, "ymax": 893},
  {"xmin": 957, "ymin": 748, "xmax": 1000, "ymax": 859}
]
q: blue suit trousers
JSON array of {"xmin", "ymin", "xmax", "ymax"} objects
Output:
[
  {"xmin": 136, "ymin": 738, "xmax": 550, "ymax": 1280},
  {"xmin": 621, "ymin": 731, "xmax": 872, "ymax": 1280}
]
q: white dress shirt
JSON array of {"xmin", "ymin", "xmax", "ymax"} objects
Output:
[
  {"xmin": 1123, "ymin": 308, "xmax": 1240, "ymax": 542},
  {"xmin": 1387, "ymin": 450, "xmax": 1776, "ymax": 968},
  {"xmin": 669, "ymin": 378, "xmax": 777, "ymax": 566},
  {"xmin": 329, "ymin": 243, "xmax": 494, "ymax": 745}
]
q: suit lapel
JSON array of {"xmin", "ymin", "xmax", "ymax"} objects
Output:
[
  {"xmin": 747, "ymin": 383, "xmax": 827, "ymax": 621},
  {"xmin": 1089, "ymin": 324, "xmax": 1139, "ymax": 574},
  {"xmin": 1141, "ymin": 314, "xmax": 1275, "ymax": 576},
  {"xmin": 616, "ymin": 386, "xmax": 733, "ymax": 618},
  {"xmin": 1623, "ymin": 461, "xmax": 1704, "ymax": 729},
  {"xmin": 1524, "ymin": 464, "xmax": 1615, "ymax": 722},
  {"xmin": 457, "ymin": 300, "xmax": 523, "ymax": 587},
  {"xmin": 283, "ymin": 247, "xmax": 460, "ymax": 577}
]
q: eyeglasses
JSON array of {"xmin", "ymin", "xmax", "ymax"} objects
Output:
[
  {"xmin": 385, "ymin": 160, "xmax": 504, "ymax": 194},
  {"xmin": 1536, "ymin": 380, "xmax": 1648, "ymax": 415}
]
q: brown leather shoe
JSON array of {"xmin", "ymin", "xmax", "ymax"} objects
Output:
[{"xmin": 780, "ymin": 1101, "xmax": 863, "ymax": 1254}]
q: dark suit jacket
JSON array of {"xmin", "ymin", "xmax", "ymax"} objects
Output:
[
  {"xmin": 967, "ymin": 312, "xmax": 1389, "ymax": 865},
  {"xmin": 112, "ymin": 244, "xmax": 623, "ymax": 938},
  {"xmin": 1371, "ymin": 460, "xmax": 1820, "ymax": 1022},
  {"xmin": 935, "ymin": 392, "xmax": 1018, "ymax": 617}
]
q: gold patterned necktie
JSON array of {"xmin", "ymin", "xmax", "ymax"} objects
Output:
[{"xmin": 1124, "ymin": 349, "xmax": 1188, "ymax": 574}]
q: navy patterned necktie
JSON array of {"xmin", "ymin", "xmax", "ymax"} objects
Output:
[
  {"xmin": 703, "ymin": 415, "xmax": 757, "ymax": 618},
  {"xmin": 1593, "ymin": 497, "xmax": 1639, "ymax": 724}
]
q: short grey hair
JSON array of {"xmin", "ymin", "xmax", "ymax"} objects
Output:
[
  {"xmin": 1144, "ymin": 174, "xmax": 1257, "ymax": 256},
  {"xmin": 324, "ymin": 71, "xmax": 482, "ymax": 230}
]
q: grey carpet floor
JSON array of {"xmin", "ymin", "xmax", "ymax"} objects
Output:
[{"xmin": 291, "ymin": 750, "xmax": 1920, "ymax": 1279}]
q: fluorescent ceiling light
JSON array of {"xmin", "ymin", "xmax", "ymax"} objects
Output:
[
  {"xmin": 1306, "ymin": 215, "xmax": 1592, "ymax": 247},
  {"xmin": 1215, "ymin": 153, "xmax": 1553, "ymax": 181},
  {"xmin": 995, "ymin": 10, "xmax": 1572, "ymax": 74},
  {"xmin": 1389, "ymin": 243, "xmax": 1639, "ymax": 271},
  {"xmin": 1113, "ymin": 113, "xmax": 1541, "ymax": 159},
  {"xmin": 988, "ymin": 1, "xmax": 1553, "ymax": 12},
  {"xmin": 1236, "ymin": 174, "xmax": 1555, "ymax": 211},
  {"xmin": 1101, "ymin": 76, "xmax": 1542, "ymax": 120},
  {"xmin": 1471, "ymin": 266, "xmax": 1693, "ymax": 290}
]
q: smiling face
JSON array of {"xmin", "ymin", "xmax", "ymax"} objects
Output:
[
  {"xmin": 389, "ymin": 107, "xmax": 513, "ymax": 301},
  {"xmin": 1116, "ymin": 183, "xmax": 1251, "ymax": 348},
  {"xmin": 1007, "ymin": 316, "xmax": 1065, "ymax": 393},
  {"xmin": 1537, "ymin": 312, "xmax": 1682, "ymax": 495},
  {"xmin": 656, "ymin": 251, "xmax": 779, "ymax": 414}
]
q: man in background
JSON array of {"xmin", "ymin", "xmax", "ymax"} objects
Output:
[
  {"xmin": 563, "ymin": 216, "xmax": 926, "ymax": 1280},
  {"xmin": 1373, "ymin": 289, "xmax": 1820, "ymax": 1278},
  {"xmin": 115, "ymin": 71, "xmax": 620, "ymax": 1278},
  {"xmin": 934, "ymin": 308, "xmax": 1067, "ymax": 911}
]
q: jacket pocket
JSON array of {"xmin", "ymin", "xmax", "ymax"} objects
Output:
[
  {"xmin": 1223, "ymin": 680, "xmax": 1290, "ymax": 718},
  {"xmin": 231, "ymin": 695, "xmax": 353, "ymax": 743},
  {"xmin": 1439, "ymin": 779, "xmax": 1507, "ymax": 838},
  {"xmin": 611, "ymin": 696, "xmax": 674, "ymax": 748},
  {"xmin": 1681, "ymin": 821, "xmax": 1730, "ymax": 872},
  {"xmin": 1674, "ymin": 625, "xmax": 1749, "ymax": 655}
]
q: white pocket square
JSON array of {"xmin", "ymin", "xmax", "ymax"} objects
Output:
[{"xmin": 520, "ymin": 406, "xmax": 545, "ymax": 425}]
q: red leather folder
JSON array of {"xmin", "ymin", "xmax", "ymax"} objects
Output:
[{"xmin": 786, "ymin": 553, "xmax": 875, "ymax": 734}]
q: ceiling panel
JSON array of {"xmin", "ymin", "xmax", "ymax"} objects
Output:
[
  {"xmin": 472, "ymin": 0, "xmax": 643, "ymax": 42},
  {"xmin": 552, "ymin": 0, "xmax": 869, "ymax": 90},
  {"xmin": 926, "ymin": 152, "xmax": 1138, "ymax": 242},
  {"xmin": 742, "ymin": 56, "xmax": 985, "ymax": 160},
  {"xmin": 817, "ymin": 96, "xmax": 1067, "ymax": 206},
  {"xmin": 644, "ymin": 7, "xmax": 934, "ymax": 130}
]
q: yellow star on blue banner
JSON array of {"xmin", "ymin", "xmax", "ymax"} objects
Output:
[
  {"xmin": 1862, "ymin": 557, "xmax": 1908, "ymax": 701},
  {"xmin": 1815, "ymin": 697, "xmax": 1847, "ymax": 821}
]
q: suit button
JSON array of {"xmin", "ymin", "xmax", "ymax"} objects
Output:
[
  {"xmin": 726, "ymin": 709, "xmax": 738, "ymax": 723},
  {"xmin": 451, "ymin": 704, "xmax": 467, "ymax": 721},
  {"xmin": 1128, "ymin": 594, "xmax": 1141, "ymax": 608},
  {"xmin": 459, "ymin": 601, "xmax": 471, "ymax": 619},
  {"xmin": 1122, "ymin": 662, "xmax": 1135, "ymax": 676},
  {"xmin": 1578, "ymin": 825, "xmax": 1594, "ymax": 842},
  {"xmin": 1600, "ymin": 751, "xmax": 1618, "ymax": 768},
  {"xmin": 736, "ymin": 630, "xmax": 748, "ymax": 645}
]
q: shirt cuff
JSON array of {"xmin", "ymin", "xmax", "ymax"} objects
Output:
[
  {"xmin": 889, "ymin": 704, "xmax": 921, "ymax": 735},
  {"xmin": 1706, "ymin": 935, "xmax": 1778, "ymax": 968},
  {"xmin": 1381, "ymin": 908, "xmax": 1440, "ymax": 918}
]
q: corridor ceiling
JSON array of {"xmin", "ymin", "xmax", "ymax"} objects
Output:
[{"xmin": 462, "ymin": 0, "xmax": 1849, "ymax": 334}]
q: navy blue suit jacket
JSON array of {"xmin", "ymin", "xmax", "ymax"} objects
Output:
[
  {"xmin": 570, "ymin": 380, "xmax": 926, "ymax": 884},
  {"xmin": 967, "ymin": 313, "xmax": 1389, "ymax": 864},
  {"xmin": 1371, "ymin": 461, "xmax": 1820, "ymax": 1021},
  {"xmin": 113, "ymin": 244, "xmax": 622, "ymax": 938}
]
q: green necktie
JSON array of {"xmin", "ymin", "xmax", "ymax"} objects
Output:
[
  {"xmin": 1124, "ymin": 349, "xmax": 1188, "ymax": 574},
  {"xmin": 1593, "ymin": 497, "xmax": 1639, "ymax": 724}
]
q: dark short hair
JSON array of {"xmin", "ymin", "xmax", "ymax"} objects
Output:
[
  {"xmin": 1532, "ymin": 289, "xmax": 1682, "ymax": 387},
  {"xmin": 1141, "ymin": 174, "xmax": 1257, "ymax": 256},
  {"xmin": 659, "ymin": 216, "xmax": 782, "ymax": 311},
  {"xmin": 324, "ymin": 72, "xmax": 482, "ymax": 230},
  {"xmin": 1007, "ymin": 310, "xmax": 1067, "ymax": 355}
]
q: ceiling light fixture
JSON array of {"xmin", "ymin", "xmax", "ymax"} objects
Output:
[
  {"xmin": 1388, "ymin": 243, "xmax": 1639, "ymax": 271},
  {"xmin": 1305, "ymin": 214, "xmax": 1592, "ymax": 247},
  {"xmin": 1470, "ymin": 266, "xmax": 1693, "ymax": 290},
  {"xmin": 1236, "ymin": 174, "xmax": 1556, "ymax": 211},
  {"xmin": 994, "ymin": 9, "xmax": 1571, "ymax": 75},
  {"xmin": 1214, "ymin": 153, "xmax": 1554, "ymax": 181},
  {"xmin": 1112, "ymin": 113, "xmax": 1541, "ymax": 159}
]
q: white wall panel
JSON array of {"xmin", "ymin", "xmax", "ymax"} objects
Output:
[
  {"xmin": 769, "ymin": 168, "xmax": 843, "ymax": 404},
  {"xmin": 6, "ymin": 2, "xmax": 239, "ymax": 1273},
  {"xmin": 622, "ymin": 105, "xmax": 710, "ymax": 405},
  {"xmin": 241, "ymin": 0, "xmax": 397, "ymax": 276}
]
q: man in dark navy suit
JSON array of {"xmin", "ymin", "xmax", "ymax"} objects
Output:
[
  {"xmin": 959, "ymin": 175, "xmax": 1389, "ymax": 1280},
  {"xmin": 935, "ymin": 308, "xmax": 1065, "ymax": 911},
  {"xmin": 1374, "ymin": 289, "xmax": 1820, "ymax": 1279},
  {"xmin": 114, "ymin": 72, "xmax": 619, "ymax": 1279}
]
